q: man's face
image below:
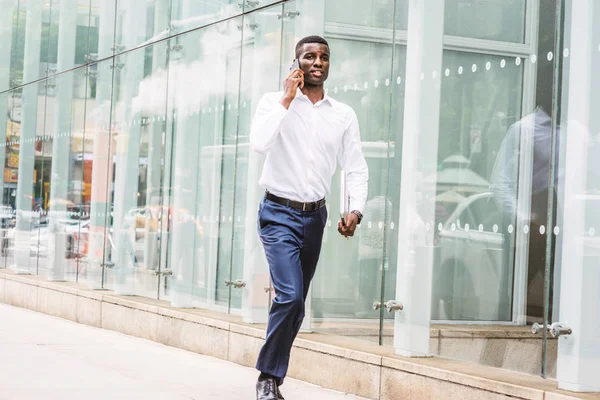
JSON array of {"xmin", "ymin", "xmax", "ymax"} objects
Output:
[{"xmin": 297, "ymin": 43, "xmax": 330, "ymax": 86}]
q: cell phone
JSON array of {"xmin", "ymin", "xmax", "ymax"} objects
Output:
[
  {"xmin": 290, "ymin": 59, "xmax": 300, "ymax": 71},
  {"xmin": 340, "ymin": 212, "xmax": 346, "ymax": 227}
]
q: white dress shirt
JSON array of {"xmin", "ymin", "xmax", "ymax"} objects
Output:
[{"xmin": 250, "ymin": 89, "xmax": 368, "ymax": 213}]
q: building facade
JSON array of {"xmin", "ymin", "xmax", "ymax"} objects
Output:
[{"xmin": 0, "ymin": 0, "xmax": 598, "ymax": 393}]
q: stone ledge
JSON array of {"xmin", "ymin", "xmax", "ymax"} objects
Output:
[{"xmin": 0, "ymin": 269, "xmax": 597, "ymax": 400}]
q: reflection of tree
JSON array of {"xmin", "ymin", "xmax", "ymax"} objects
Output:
[
  {"xmin": 9, "ymin": 8, "xmax": 99, "ymax": 86},
  {"xmin": 9, "ymin": 8, "xmax": 26, "ymax": 85}
]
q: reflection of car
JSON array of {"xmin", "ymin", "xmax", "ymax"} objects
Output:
[
  {"xmin": 5, "ymin": 217, "xmax": 90, "ymax": 258},
  {"xmin": 432, "ymin": 192, "xmax": 509, "ymax": 322},
  {"xmin": 0, "ymin": 205, "xmax": 15, "ymax": 228},
  {"xmin": 121, "ymin": 205, "xmax": 176, "ymax": 267}
]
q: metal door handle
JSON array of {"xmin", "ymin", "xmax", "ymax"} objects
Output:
[
  {"xmin": 550, "ymin": 322, "xmax": 572, "ymax": 338},
  {"xmin": 385, "ymin": 300, "xmax": 403, "ymax": 313},
  {"xmin": 278, "ymin": 11, "xmax": 300, "ymax": 19},
  {"xmin": 531, "ymin": 323, "xmax": 547, "ymax": 334},
  {"xmin": 225, "ymin": 279, "xmax": 246, "ymax": 289},
  {"xmin": 373, "ymin": 300, "xmax": 404, "ymax": 312},
  {"xmin": 531, "ymin": 322, "xmax": 573, "ymax": 337}
]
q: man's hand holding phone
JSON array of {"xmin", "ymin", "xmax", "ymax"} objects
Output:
[{"xmin": 281, "ymin": 60, "xmax": 304, "ymax": 109}]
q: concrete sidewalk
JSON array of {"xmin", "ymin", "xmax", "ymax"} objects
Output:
[{"xmin": 0, "ymin": 303, "xmax": 366, "ymax": 400}]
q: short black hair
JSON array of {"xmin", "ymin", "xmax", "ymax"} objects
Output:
[{"xmin": 295, "ymin": 35, "xmax": 329, "ymax": 59}]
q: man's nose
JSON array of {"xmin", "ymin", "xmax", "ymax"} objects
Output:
[{"xmin": 314, "ymin": 57, "xmax": 323, "ymax": 67}]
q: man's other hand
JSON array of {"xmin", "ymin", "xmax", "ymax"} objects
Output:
[{"xmin": 338, "ymin": 213, "xmax": 359, "ymax": 238}]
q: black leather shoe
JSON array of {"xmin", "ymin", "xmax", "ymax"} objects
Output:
[{"xmin": 256, "ymin": 377, "xmax": 279, "ymax": 400}]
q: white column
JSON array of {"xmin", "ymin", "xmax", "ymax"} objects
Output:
[
  {"xmin": 112, "ymin": 0, "xmax": 147, "ymax": 295},
  {"xmin": 142, "ymin": 0, "xmax": 170, "ymax": 273},
  {"xmin": 554, "ymin": 0, "xmax": 600, "ymax": 392},
  {"xmin": 86, "ymin": 0, "xmax": 117, "ymax": 289},
  {"xmin": 168, "ymin": 110, "xmax": 201, "ymax": 308},
  {"xmin": 47, "ymin": 0, "xmax": 77, "ymax": 281},
  {"xmin": 392, "ymin": 0, "xmax": 445, "ymax": 357},
  {"xmin": 12, "ymin": 0, "xmax": 43, "ymax": 274},
  {"xmin": 168, "ymin": 0, "xmax": 204, "ymax": 308}
]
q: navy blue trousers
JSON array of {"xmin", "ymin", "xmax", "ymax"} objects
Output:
[{"xmin": 255, "ymin": 197, "xmax": 327, "ymax": 383}]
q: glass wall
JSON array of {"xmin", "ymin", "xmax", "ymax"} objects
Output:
[{"xmin": 0, "ymin": 0, "xmax": 598, "ymax": 393}]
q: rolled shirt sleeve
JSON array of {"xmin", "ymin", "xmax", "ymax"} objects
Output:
[{"xmin": 338, "ymin": 110, "xmax": 369, "ymax": 213}]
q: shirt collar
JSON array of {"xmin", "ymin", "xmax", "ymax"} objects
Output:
[{"xmin": 295, "ymin": 88, "xmax": 332, "ymax": 107}]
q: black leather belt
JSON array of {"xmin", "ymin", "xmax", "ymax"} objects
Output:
[{"xmin": 265, "ymin": 192, "xmax": 326, "ymax": 211}]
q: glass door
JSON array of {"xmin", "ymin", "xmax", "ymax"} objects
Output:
[{"xmin": 546, "ymin": 0, "xmax": 600, "ymax": 392}]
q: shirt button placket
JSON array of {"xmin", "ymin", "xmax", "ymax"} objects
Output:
[{"xmin": 306, "ymin": 106, "xmax": 316, "ymax": 198}]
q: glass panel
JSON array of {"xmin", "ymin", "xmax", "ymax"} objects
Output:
[
  {"xmin": 170, "ymin": 0, "xmax": 242, "ymax": 34},
  {"xmin": 549, "ymin": 0, "xmax": 600, "ymax": 392},
  {"xmin": 444, "ymin": 0, "xmax": 527, "ymax": 43},
  {"xmin": 2, "ymin": 89, "xmax": 21, "ymax": 270},
  {"xmin": 38, "ymin": 68, "xmax": 89, "ymax": 282},
  {"xmin": 107, "ymin": 39, "xmax": 169, "ymax": 298},
  {"xmin": 46, "ymin": 0, "xmax": 95, "ymax": 75},
  {"xmin": 164, "ymin": 17, "xmax": 242, "ymax": 309},
  {"xmin": 0, "ymin": 91, "xmax": 14, "ymax": 268},
  {"xmin": 90, "ymin": 0, "xmax": 117, "ymax": 60},
  {"xmin": 10, "ymin": 0, "xmax": 50, "ymax": 88},
  {"xmin": 243, "ymin": 0, "xmax": 277, "ymax": 13},
  {"xmin": 325, "ymin": 0, "xmax": 397, "ymax": 30},
  {"xmin": 425, "ymin": 50, "xmax": 541, "ymax": 375},
  {"xmin": 230, "ymin": 3, "xmax": 284, "ymax": 319},
  {"xmin": 114, "ymin": 0, "xmax": 170, "ymax": 55},
  {"xmin": 33, "ymin": 83, "xmax": 51, "ymax": 278},
  {"xmin": 431, "ymin": 50, "xmax": 523, "ymax": 324},
  {"xmin": 384, "ymin": 0, "xmax": 564, "ymax": 379},
  {"xmin": 306, "ymin": 2, "xmax": 394, "ymax": 345},
  {"xmin": 9, "ymin": 81, "xmax": 47, "ymax": 274},
  {"xmin": 0, "ymin": 0, "xmax": 20, "ymax": 92},
  {"xmin": 382, "ymin": 4, "xmax": 409, "ymax": 346},
  {"xmin": 80, "ymin": 59, "xmax": 113, "ymax": 289}
]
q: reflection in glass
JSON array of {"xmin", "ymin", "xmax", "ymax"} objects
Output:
[
  {"xmin": 444, "ymin": 0, "xmax": 526, "ymax": 43},
  {"xmin": 108, "ymin": 40, "xmax": 169, "ymax": 297},
  {"xmin": 165, "ymin": 18, "xmax": 242, "ymax": 309},
  {"xmin": 82, "ymin": 60, "xmax": 113, "ymax": 289},
  {"xmin": 431, "ymin": 51, "xmax": 523, "ymax": 323}
]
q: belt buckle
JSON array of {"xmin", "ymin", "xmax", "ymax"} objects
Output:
[{"xmin": 303, "ymin": 202, "xmax": 307, "ymax": 211}]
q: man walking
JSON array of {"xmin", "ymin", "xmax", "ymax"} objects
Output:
[{"xmin": 250, "ymin": 36, "xmax": 368, "ymax": 400}]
